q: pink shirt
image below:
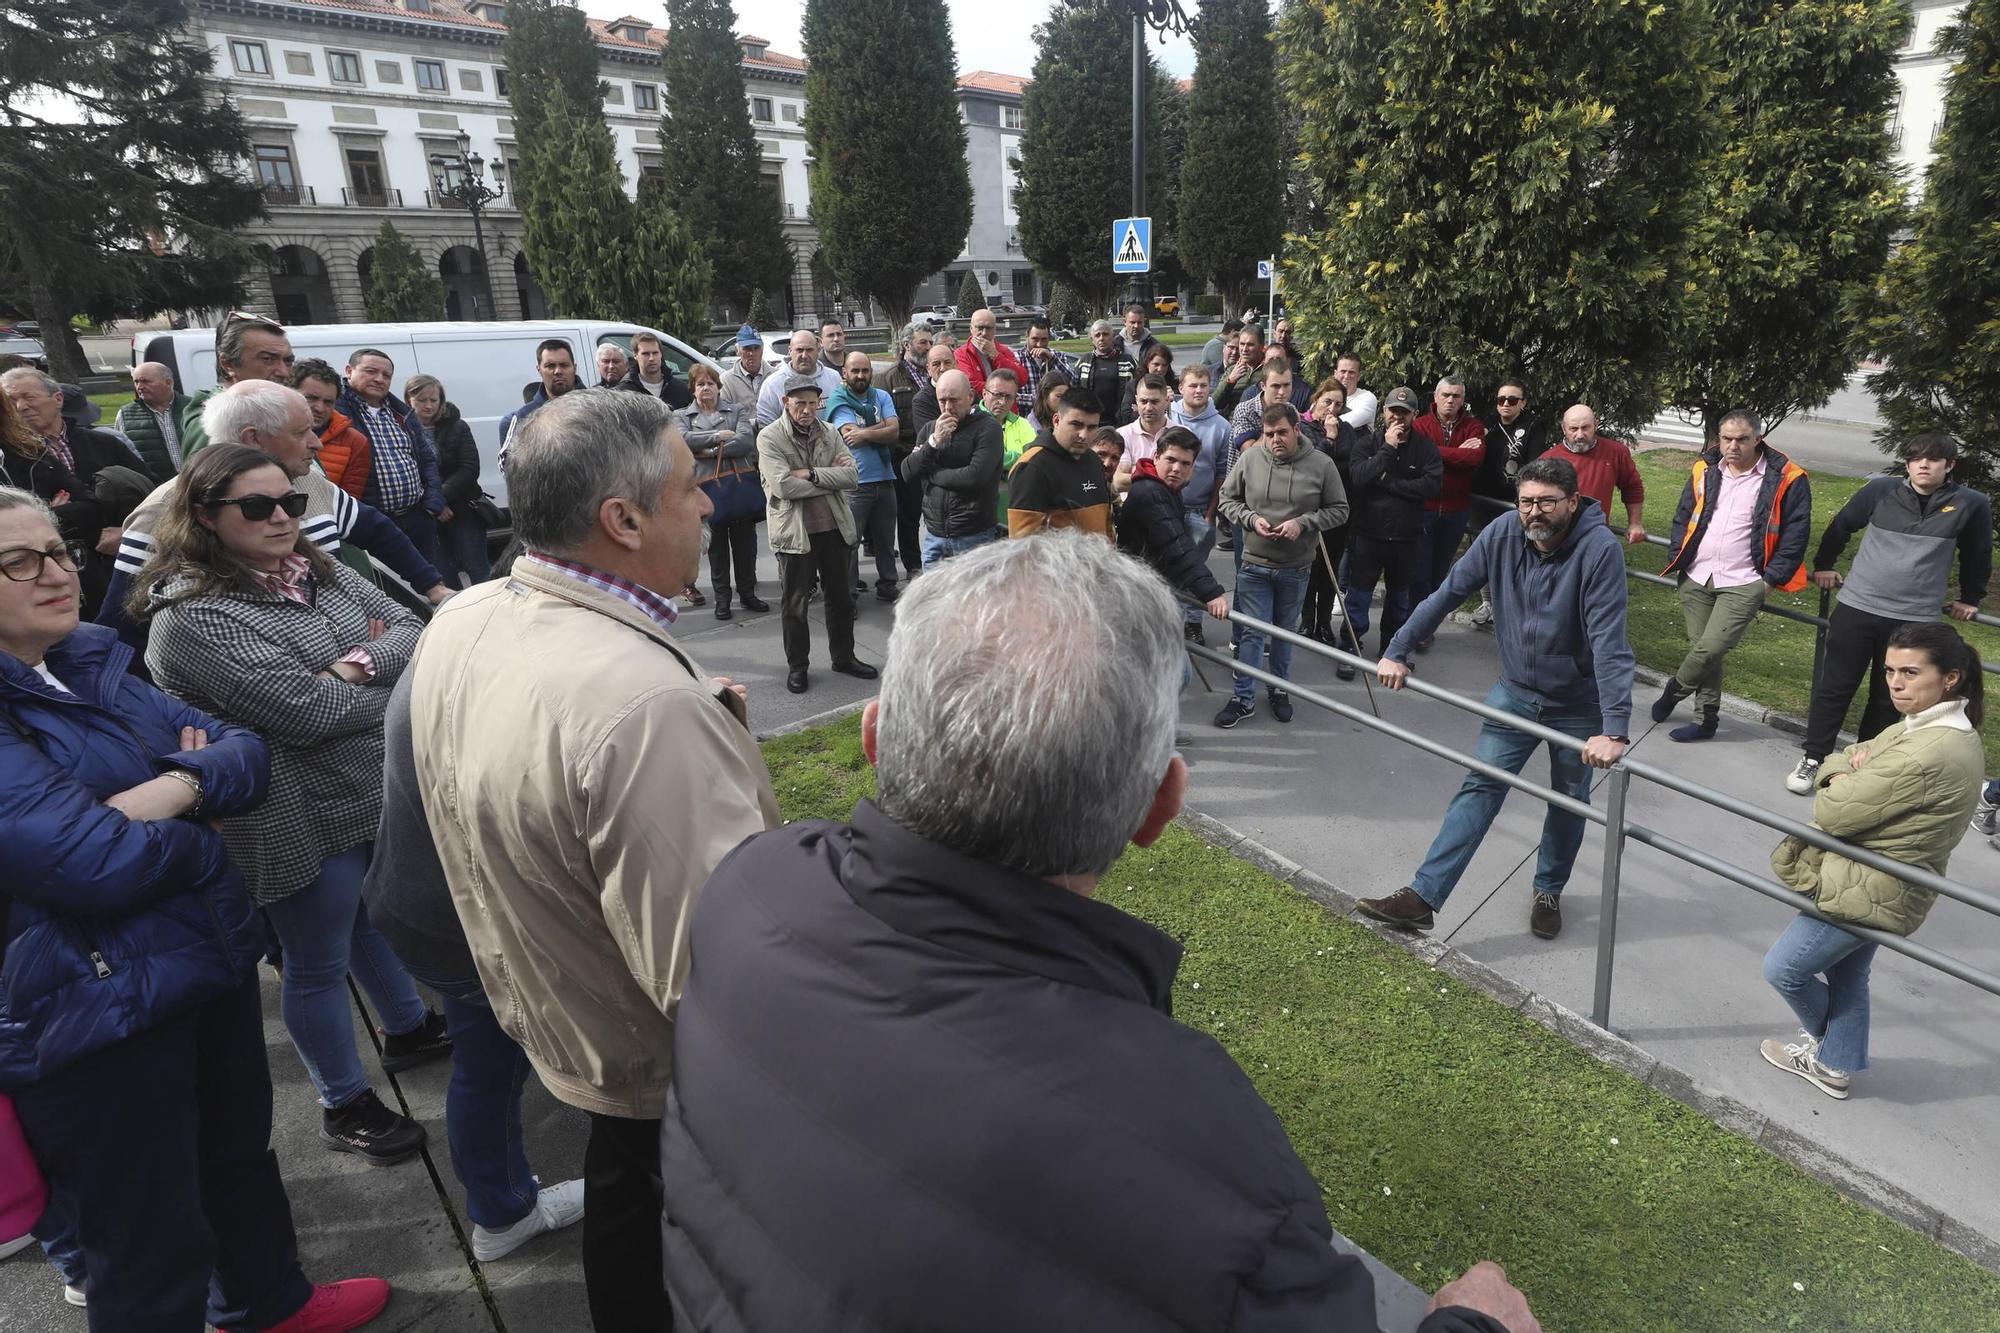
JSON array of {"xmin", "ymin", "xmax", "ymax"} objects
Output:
[
  {"xmin": 1118, "ymin": 419, "xmax": 1166, "ymax": 465},
  {"xmin": 1685, "ymin": 454, "xmax": 1766, "ymax": 589}
]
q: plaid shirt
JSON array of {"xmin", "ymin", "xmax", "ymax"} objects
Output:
[
  {"xmin": 522, "ymin": 553, "xmax": 680, "ymax": 629},
  {"xmin": 356, "ymin": 400, "xmax": 423, "ymax": 513},
  {"xmin": 1016, "ymin": 346, "xmax": 1078, "ymax": 414},
  {"xmin": 42, "ymin": 430, "xmax": 75, "ymax": 474}
]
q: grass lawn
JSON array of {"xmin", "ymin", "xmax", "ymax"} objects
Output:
[
  {"xmin": 88, "ymin": 390, "xmax": 133, "ymax": 419},
  {"xmin": 1627, "ymin": 449, "xmax": 1999, "ymax": 769},
  {"xmin": 762, "ymin": 715, "xmax": 2000, "ymax": 1332},
  {"xmin": 1052, "ymin": 330, "xmax": 1215, "ymax": 355}
]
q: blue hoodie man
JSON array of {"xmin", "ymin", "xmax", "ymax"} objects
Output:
[
  {"xmin": 1357, "ymin": 456, "xmax": 1635, "ymax": 943},
  {"xmin": 1167, "ymin": 365, "xmax": 1231, "ymax": 636}
]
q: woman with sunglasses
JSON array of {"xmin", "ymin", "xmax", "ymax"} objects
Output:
[
  {"xmin": 132, "ymin": 445, "xmax": 447, "ymax": 1170},
  {"xmin": 0, "ymin": 486, "xmax": 391, "ymax": 1332}
]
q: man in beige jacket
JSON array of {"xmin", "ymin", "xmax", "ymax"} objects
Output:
[{"xmin": 409, "ymin": 389, "xmax": 779, "ymax": 1331}]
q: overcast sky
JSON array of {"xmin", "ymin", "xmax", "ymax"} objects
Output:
[{"xmin": 576, "ymin": 0, "xmax": 1201, "ymax": 80}]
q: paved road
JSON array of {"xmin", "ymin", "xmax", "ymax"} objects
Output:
[{"xmin": 1643, "ymin": 372, "xmax": 1894, "ymax": 477}]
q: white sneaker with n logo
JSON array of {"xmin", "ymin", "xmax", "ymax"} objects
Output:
[{"xmin": 1760, "ymin": 1034, "xmax": 1851, "ymax": 1099}]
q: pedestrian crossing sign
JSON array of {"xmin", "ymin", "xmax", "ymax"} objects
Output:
[{"xmin": 1112, "ymin": 217, "xmax": 1152, "ymax": 273}]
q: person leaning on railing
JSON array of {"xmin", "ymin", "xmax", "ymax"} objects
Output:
[{"xmin": 1760, "ymin": 621, "xmax": 1987, "ymax": 1101}]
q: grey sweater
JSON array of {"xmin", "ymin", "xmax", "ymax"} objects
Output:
[{"xmin": 1216, "ymin": 444, "xmax": 1349, "ymax": 569}]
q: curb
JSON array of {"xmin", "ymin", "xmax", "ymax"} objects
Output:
[
  {"xmin": 1627, "ymin": 662, "xmax": 1813, "ymax": 741},
  {"xmin": 756, "ymin": 698, "xmax": 870, "ymax": 742},
  {"xmin": 1174, "ymin": 807, "xmax": 2000, "ymax": 1276}
]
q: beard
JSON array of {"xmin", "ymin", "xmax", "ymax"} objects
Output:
[{"xmin": 1523, "ymin": 514, "xmax": 1570, "ymax": 544}]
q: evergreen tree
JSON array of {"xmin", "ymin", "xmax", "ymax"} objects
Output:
[
  {"xmin": 746, "ymin": 287, "xmax": 774, "ymax": 330},
  {"xmin": 1665, "ymin": 0, "xmax": 1908, "ymax": 443},
  {"xmin": 657, "ymin": 0, "xmax": 789, "ymax": 312},
  {"xmin": 501, "ymin": 0, "xmax": 603, "ymax": 154},
  {"xmin": 0, "ymin": 0, "xmax": 263, "ymax": 382},
  {"xmin": 628, "ymin": 181, "xmax": 712, "ymax": 336},
  {"xmin": 1867, "ymin": 0, "xmax": 2000, "ymax": 488},
  {"xmin": 1177, "ymin": 0, "xmax": 1284, "ymax": 314},
  {"xmin": 363, "ymin": 221, "xmax": 445, "ymax": 321},
  {"xmin": 1015, "ymin": 7, "xmax": 1176, "ymax": 315},
  {"xmin": 801, "ymin": 0, "xmax": 971, "ymax": 329},
  {"xmin": 956, "ymin": 271, "xmax": 987, "ymax": 316},
  {"xmin": 517, "ymin": 83, "xmax": 635, "ymax": 319},
  {"xmin": 1047, "ymin": 281, "xmax": 1087, "ymax": 331},
  {"xmin": 1277, "ymin": 0, "xmax": 1713, "ymax": 432}
]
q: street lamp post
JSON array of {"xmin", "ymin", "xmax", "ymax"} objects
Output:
[{"xmin": 432, "ymin": 129, "xmax": 505, "ymax": 320}]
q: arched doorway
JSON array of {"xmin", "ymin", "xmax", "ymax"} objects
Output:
[
  {"xmin": 269, "ymin": 245, "xmax": 335, "ymax": 326},
  {"xmin": 514, "ymin": 252, "xmax": 550, "ymax": 320},
  {"xmin": 439, "ymin": 245, "xmax": 493, "ymax": 321}
]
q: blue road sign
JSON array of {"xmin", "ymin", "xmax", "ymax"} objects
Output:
[{"xmin": 1112, "ymin": 217, "xmax": 1152, "ymax": 274}]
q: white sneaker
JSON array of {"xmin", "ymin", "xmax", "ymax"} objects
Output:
[
  {"xmin": 1760, "ymin": 1034, "xmax": 1850, "ymax": 1099},
  {"xmin": 1972, "ymin": 794, "xmax": 1998, "ymax": 837},
  {"xmin": 0, "ymin": 1234, "xmax": 34, "ymax": 1261},
  {"xmin": 64, "ymin": 1283, "xmax": 87, "ymax": 1307},
  {"xmin": 1784, "ymin": 756, "xmax": 1822, "ymax": 795},
  {"xmin": 470, "ymin": 1178, "xmax": 585, "ymax": 1262},
  {"xmin": 1470, "ymin": 600, "xmax": 1494, "ymax": 629}
]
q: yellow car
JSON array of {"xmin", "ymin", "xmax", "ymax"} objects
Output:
[{"xmin": 1152, "ymin": 296, "xmax": 1181, "ymax": 317}]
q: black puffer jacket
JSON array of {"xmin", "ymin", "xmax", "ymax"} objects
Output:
[
  {"xmin": 900, "ymin": 410, "xmax": 1002, "ymax": 538},
  {"xmin": 658, "ymin": 801, "xmax": 1512, "ymax": 1333},
  {"xmin": 1118, "ymin": 467, "xmax": 1225, "ymax": 602},
  {"xmin": 1346, "ymin": 426, "xmax": 1442, "ymax": 542},
  {"xmin": 429, "ymin": 402, "xmax": 483, "ymax": 510}
]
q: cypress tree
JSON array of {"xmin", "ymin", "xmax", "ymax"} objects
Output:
[
  {"xmin": 501, "ymin": 0, "xmax": 603, "ymax": 153},
  {"xmin": 801, "ymin": 0, "xmax": 972, "ymax": 329},
  {"xmin": 0, "ymin": 0, "xmax": 263, "ymax": 382},
  {"xmin": 517, "ymin": 83, "xmax": 633, "ymax": 319},
  {"xmin": 1665, "ymin": 0, "xmax": 1909, "ymax": 443},
  {"xmin": 363, "ymin": 221, "xmax": 445, "ymax": 322},
  {"xmin": 628, "ymin": 181, "xmax": 712, "ymax": 336},
  {"xmin": 956, "ymin": 271, "xmax": 987, "ymax": 316},
  {"xmin": 1277, "ymin": 0, "xmax": 1713, "ymax": 431},
  {"xmin": 1047, "ymin": 281, "xmax": 1087, "ymax": 332},
  {"xmin": 1177, "ymin": 0, "xmax": 1285, "ymax": 314},
  {"xmin": 1867, "ymin": 0, "xmax": 2000, "ymax": 488},
  {"xmin": 657, "ymin": 0, "xmax": 789, "ymax": 314},
  {"xmin": 746, "ymin": 287, "xmax": 774, "ymax": 330}
]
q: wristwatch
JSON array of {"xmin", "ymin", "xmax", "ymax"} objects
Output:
[{"xmin": 1606, "ymin": 735, "xmax": 1631, "ymax": 745}]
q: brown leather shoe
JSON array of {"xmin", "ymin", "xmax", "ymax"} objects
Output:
[
  {"xmin": 1530, "ymin": 892, "xmax": 1562, "ymax": 940},
  {"xmin": 1357, "ymin": 887, "xmax": 1435, "ymax": 932}
]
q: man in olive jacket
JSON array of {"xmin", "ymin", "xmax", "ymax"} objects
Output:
[{"xmin": 758, "ymin": 372, "xmax": 879, "ymax": 694}]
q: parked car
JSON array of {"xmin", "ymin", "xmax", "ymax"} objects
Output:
[
  {"xmin": 1153, "ymin": 296, "xmax": 1181, "ymax": 318},
  {"xmin": 0, "ymin": 326, "xmax": 48, "ymax": 369},
  {"xmin": 138, "ymin": 319, "xmax": 718, "ymax": 508},
  {"xmin": 705, "ymin": 328, "xmax": 793, "ymax": 363}
]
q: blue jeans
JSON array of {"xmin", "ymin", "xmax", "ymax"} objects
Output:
[
  {"xmin": 920, "ymin": 527, "xmax": 998, "ymax": 568},
  {"xmin": 436, "ymin": 513, "xmax": 491, "ymax": 588},
  {"xmin": 1762, "ymin": 914, "xmax": 1878, "ymax": 1074},
  {"xmin": 1415, "ymin": 508, "xmax": 1471, "ymax": 608},
  {"xmin": 1411, "ymin": 682, "xmax": 1601, "ymax": 908},
  {"xmin": 1182, "ymin": 511, "xmax": 1217, "ymax": 622},
  {"xmin": 262, "ymin": 845, "xmax": 429, "ymax": 1108},
  {"xmin": 32, "ymin": 1195, "xmax": 86, "ymax": 1286},
  {"xmin": 1232, "ymin": 562, "xmax": 1309, "ymax": 705},
  {"xmin": 401, "ymin": 964, "xmax": 539, "ymax": 1229}
]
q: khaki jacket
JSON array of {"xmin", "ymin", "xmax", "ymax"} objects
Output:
[
  {"xmin": 408, "ymin": 559, "xmax": 779, "ymax": 1117},
  {"xmin": 1771, "ymin": 703, "xmax": 1984, "ymax": 936},
  {"xmin": 756, "ymin": 416, "xmax": 856, "ymax": 555}
]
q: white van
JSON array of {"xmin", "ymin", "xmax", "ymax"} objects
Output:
[{"xmin": 135, "ymin": 319, "xmax": 718, "ymax": 506}]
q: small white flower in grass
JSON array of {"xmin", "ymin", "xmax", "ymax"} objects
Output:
[
  {"xmin": 1382, "ymin": 1185, "xmax": 1393, "ymax": 1196},
  {"xmin": 1281, "ymin": 1007, "xmax": 1291, "ymax": 1015},
  {"xmin": 1191, "ymin": 982, "xmax": 1200, "ymax": 990},
  {"xmin": 1610, "ymin": 1137, "xmax": 1619, "ymax": 1146},
  {"xmin": 1793, "ymin": 1282, "xmax": 1805, "ymax": 1293}
]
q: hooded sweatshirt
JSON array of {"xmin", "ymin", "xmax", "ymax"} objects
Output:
[
  {"xmin": 1169, "ymin": 399, "xmax": 1229, "ymax": 514},
  {"xmin": 1389, "ymin": 496, "xmax": 1635, "ymax": 734},
  {"xmin": 1216, "ymin": 440, "xmax": 1348, "ymax": 570}
]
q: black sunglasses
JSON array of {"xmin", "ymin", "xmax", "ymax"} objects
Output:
[
  {"xmin": 206, "ymin": 491, "xmax": 308, "ymax": 522},
  {"xmin": 1496, "ymin": 394, "xmax": 1524, "ymax": 405}
]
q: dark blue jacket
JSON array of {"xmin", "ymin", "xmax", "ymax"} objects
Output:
[
  {"xmin": 0, "ymin": 625, "xmax": 269, "ymax": 1089},
  {"xmin": 336, "ymin": 384, "xmax": 445, "ymax": 516},
  {"xmin": 498, "ymin": 385, "xmax": 568, "ymax": 461},
  {"xmin": 1391, "ymin": 496, "xmax": 1636, "ymax": 734}
]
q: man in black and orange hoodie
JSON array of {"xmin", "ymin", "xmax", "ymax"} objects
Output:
[{"xmin": 1007, "ymin": 387, "xmax": 1113, "ymax": 539}]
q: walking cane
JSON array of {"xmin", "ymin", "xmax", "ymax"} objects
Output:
[{"xmin": 1317, "ymin": 535, "xmax": 1381, "ymax": 719}]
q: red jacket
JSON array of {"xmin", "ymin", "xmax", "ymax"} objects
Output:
[
  {"xmin": 317, "ymin": 410, "xmax": 372, "ymax": 499},
  {"xmin": 956, "ymin": 340, "xmax": 1029, "ymax": 401},
  {"xmin": 1537, "ymin": 437, "xmax": 1644, "ymax": 517},
  {"xmin": 1414, "ymin": 411, "xmax": 1486, "ymax": 513}
]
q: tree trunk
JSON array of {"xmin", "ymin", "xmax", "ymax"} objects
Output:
[{"xmin": 13, "ymin": 228, "xmax": 84, "ymax": 383}]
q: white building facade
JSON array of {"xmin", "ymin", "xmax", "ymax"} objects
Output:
[{"xmin": 1890, "ymin": 0, "xmax": 1964, "ymax": 203}]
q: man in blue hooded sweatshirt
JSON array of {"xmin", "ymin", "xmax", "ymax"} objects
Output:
[{"xmin": 1358, "ymin": 456, "xmax": 1634, "ymax": 942}]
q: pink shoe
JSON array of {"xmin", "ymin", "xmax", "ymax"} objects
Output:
[{"xmin": 257, "ymin": 1279, "xmax": 391, "ymax": 1332}]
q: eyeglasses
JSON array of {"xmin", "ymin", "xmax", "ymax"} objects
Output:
[
  {"xmin": 0, "ymin": 543, "xmax": 86, "ymax": 582},
  {"xmin": 205, "ymin": 491, "xmax": 309, "ymax": 522},
  {"xmin": 1496, "ymin": 394, "xmax": 1523, "ymax": 405},
  {"xmin": 1517, "ymin": 495, "xmax": 1569, "ymax": 512}
]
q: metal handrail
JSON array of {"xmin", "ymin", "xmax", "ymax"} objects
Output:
[{"xmin": 1190, "ymin": 611, "xmax": 2000, "ymax": 1026}]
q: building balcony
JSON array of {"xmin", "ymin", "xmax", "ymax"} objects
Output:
[
  {"xmin": 262, "ymin": 183, "xmax": 314, "ymax": 206},
  {"xmin": 342, "ymin": 187, "xmax": 404, "ymax": 208}
]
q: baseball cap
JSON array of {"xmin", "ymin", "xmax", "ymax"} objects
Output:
[
  {"xmin": 781, "ymin": 371, "xmax": 824, "ymax": 399},
  {"xmin": 1382, "ymin": 386, "xmax": 1419, "ymax": 413},
  {"xmin": 736, "ymin": 323, "xmax": 759, "ymax": 348}
]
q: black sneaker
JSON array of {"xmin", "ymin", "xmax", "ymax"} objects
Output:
[
  {"xmin": 1336, "ymin": 660, "xmax": 1357, "ymax": 681},
  {"xmin": 1650, "ymin": 678, "xmax": 1690, "ymax": 724},
  {"xmin": 321, "ymin": 1090, "xmax": 426, "ymax": 1165},
  {"xmin": 1214, "ymin": 699, "xmax": 1254, "ymax": 729},
  {"xmin": 379, "ymin": 1010, "xmax": 451, "ymax": 1074},
  {"xmin": 1530, "ymin": 892, "xmax": 1563, "ymax": 940},
  {"xmin": 1269, "ymin": 689, "xmax": 1294, "ymax": 723},
  {"xmin": 1184, "ymin": 622, "xmax": 1206, "ymax": 646}
]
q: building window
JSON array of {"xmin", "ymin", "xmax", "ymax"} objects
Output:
[
  {"xmin": 634, "ymin": 82, "xmax": 658, "ymax": 112},
  {"xmin": 254, "ymin": 144, "xmax": 298, "ymax": 202},
  {"xmin": 1003, "ymin": 104, "xmax": 1024, "ymax": 131},
  {"xmin": 329, "ymin": 50, "xmax": 364, "ymax": 84},
  {"xmin": 461, "ymin": 68, "xmax": 483, "ymax": 92},
  {"xmin": 284, "ymin": 51, "xmax": 314, "ymax": 76},
  {"xmin": 346, "ymin": 147, "xmax": 389, "ymax": 205},
  {"xmin": 752, "ymin": 96, "xmax": 773, "ymax": 122},
  {"xmin": 229, "ymin": 39, "xmax": 271, "ymax": 75},
  {"xmin": 414, "ymin": 59, "xmax": 448, "ymax": 91},
  {"xmin": 494, "ymin": 68, "xmax": 509, "ymax": 97},
  {"xmin": 639, "ymin": 158, "xmax": 665, "ymax": 187}
]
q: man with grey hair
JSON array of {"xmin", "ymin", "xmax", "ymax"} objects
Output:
[
  {"xmin": 594, "ymin": 341, "xmax": 631, "ymax": 389},
  {"xmin": 409, "ymin": 388, "xmax": 780, "ymax": 1330},
  {"xmin": 754, "ymin": 328, "xmax": 842, "ymax": 428},
  {"xmin": 655, "ymin": 532, "xmax": 1539, "ymax": 1333},
  {"xmin": 1073, "ymin": 318, "xmax": 1139, "ymax": 426},
  {"xmin": 117, "ymin": 361, "xmax": 191, "ymax": 482},
  {"xmin": 177, "ymin": 310, "xmax": 296, "ymax": 458}
]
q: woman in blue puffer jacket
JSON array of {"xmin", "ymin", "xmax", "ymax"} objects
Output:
[{"xmin": 0, "ymin": 487, "xmax": 389, "ymax": 1333}]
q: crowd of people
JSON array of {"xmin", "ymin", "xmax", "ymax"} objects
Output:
[{"xmin": 0, "ymin": 302, "xmax": 1994, "ymax": 1331}]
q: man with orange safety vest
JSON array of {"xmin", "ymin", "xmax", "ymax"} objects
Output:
[{"xmin": 1651, "ymin": 410, "xmax": 1812, "ymax": 741}]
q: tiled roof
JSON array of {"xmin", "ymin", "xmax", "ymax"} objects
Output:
[{"xmin": 957, "ymin": 70, "xmax": 1030, "ymax": 96}]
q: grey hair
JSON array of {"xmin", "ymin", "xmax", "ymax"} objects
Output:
[
  {"xmin": 0, "ymin": 485, "xmax": 61, "ymax": 532},
  {"xmin": 507, "ymin": 389, "xmax": 679, "ymax": 553},
  {"xmin": 203, "ymin": 378, "xmax": 303, "ymax": 445},
  {"xmin": 875, "ymin": 532, "xmax": 1183, "ymax": 877},
  {"xmin": 1718, "ymin": 408, "xmax": 1761, "ymax": 436},
  {"xmin": 596, "ymin": 342, "xmax": 629, "ymax": 364},
  {"xmin": 898, "ymin": 323, "xmax": 931, "ymax": 352},
  {"xmin": 1090, "ymin": 319, "xmax": 1117, "ymax": 337},
  {"xmin": 0, "ymin": 367, "xmax": 60, "ymax": 397},
  {"xmin": 1435, "ymin": 373, "xmax": 1467, "ymax": 393}
]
